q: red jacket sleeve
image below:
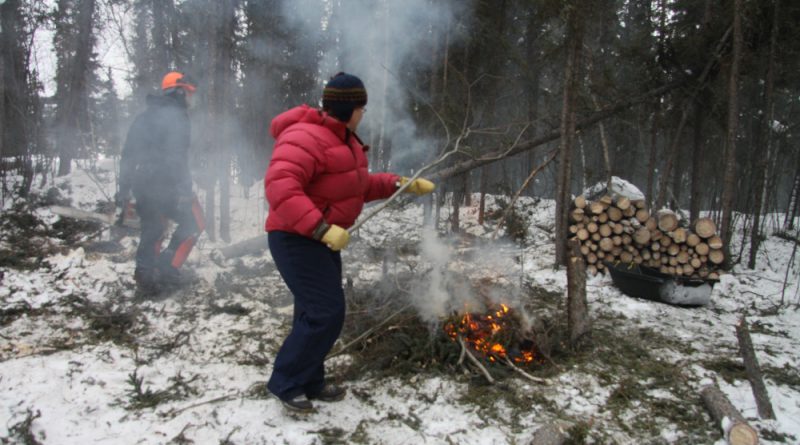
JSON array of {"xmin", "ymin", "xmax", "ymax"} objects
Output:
[
  {"xmin": 364, "ymin": 173, "xmax": 401, "ymax": 203},
  {"xmin": 265, "ymin": 132, "xmax": 325, "ymax": 237}
]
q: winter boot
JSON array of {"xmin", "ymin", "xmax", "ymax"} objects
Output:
[
  {"xmin": 308, "ymin": 385, "xmax": 346, "ymax": 402},
  {"xmin": 280, "ymin": 394, "xmax": 314, "ymax": 413},
  {"xmin": 156, "ymin": 255, "xmax": 196, "ymax": 291},
  {"xmin": 133, "ymin": 267, "xmax": 161, "ymax": 298}
]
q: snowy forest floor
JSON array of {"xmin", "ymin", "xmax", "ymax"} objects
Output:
[{"xmin": 1, "ymin": 159, "xmax": 800, "ymax": 445}]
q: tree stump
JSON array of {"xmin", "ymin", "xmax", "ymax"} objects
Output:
[{"xmin": 700, "ymin": 384, "xmax": 759, "ymax": 445}]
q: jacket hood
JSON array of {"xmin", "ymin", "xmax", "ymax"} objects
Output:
[{"xmin": 269, "ymin": 104, "xmax": 348, "ymax": 141}]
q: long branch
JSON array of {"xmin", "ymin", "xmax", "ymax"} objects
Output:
[
  {"xmin": 326, "ymin": 304, "xmax": 411, "ymax": 360},
  {"xmin": 429, "ymin": 77, "xmax": 690, "ymax": 181}
]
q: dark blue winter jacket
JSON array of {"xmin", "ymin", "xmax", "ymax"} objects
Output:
[{"xmin": 119, "ymin": 93, "xmax": 193, "ymax": 202}]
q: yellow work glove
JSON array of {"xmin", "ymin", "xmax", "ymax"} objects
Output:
[
  {"xmin": 399, "ymin": 177, "xmax": 435, "ymax": 196},
  {"xmin": 321, "ymin": 224, "xmax": 350, "ymax": 251}
]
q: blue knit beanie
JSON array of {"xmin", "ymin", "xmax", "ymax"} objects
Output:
[{"xmin": 322, "ymin": 72, "xmax": 367, "ymax": 122}]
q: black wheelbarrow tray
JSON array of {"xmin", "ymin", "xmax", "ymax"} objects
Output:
[{"xmin": 604, "ymin": 261, "xmax": 715, "ymax": 307}]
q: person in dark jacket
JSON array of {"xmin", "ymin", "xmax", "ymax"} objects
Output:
[
  {"xmin": 264, "ymin": 72, "xmax": 435, "ymax": 412},
  {"xmin": 118, "ymin": 72, "xmax": 205, "ymax": 296}
]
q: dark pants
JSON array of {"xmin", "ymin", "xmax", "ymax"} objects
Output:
[
  {"xmin": 135, "ymin": 194, "xmax": 204, "ymax": 273},
  {"xmin": 267, "ymin": 231, "xmax": 345, "ymax": 401}
]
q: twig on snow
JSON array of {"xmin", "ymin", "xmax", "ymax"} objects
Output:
[
  {"xmin": 159, "ymin": 391, "xmax": 241, "ymax": 419},
  {"xmin": 503, "ymin": 356, "xmax": 551, "ymax": 385}
]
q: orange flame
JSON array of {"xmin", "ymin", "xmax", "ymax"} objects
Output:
[{"xmin": 444, "ymin": 303, "xmax": 535, "ymax": 364}]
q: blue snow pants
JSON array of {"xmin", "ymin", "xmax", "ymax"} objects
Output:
[{"xmin": 266, "ymin": 231, "xmax": 345, "ymax": 401}]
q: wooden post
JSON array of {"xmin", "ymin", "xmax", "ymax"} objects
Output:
[
  {"xmin": 700, "ymin": 384, "xmax": 759, "ymax": 445},
  {"xmin": 736, "ymin": 316, "xmax": 776, "ymax": 419},
  {"xmin": 567, "ymin": 239, "xmax": 589, "ymax": 345}
]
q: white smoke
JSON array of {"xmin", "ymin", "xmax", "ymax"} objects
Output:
[
  {"xmin": 411, "ymin": 226, "xmax": 453, "ymax": 322},
  {"xmin": 281, "ymin": 0, "xmax": 468, "ymax": 172}
]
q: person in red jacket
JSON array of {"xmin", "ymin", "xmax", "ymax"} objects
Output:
[{"xmin": 264, "ymin": 72, "xmax": 435, "ymax": 412}]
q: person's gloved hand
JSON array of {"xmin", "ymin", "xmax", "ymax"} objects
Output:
[
  {"xmin": 399, "ymin": 177, "xmax": 435, "ymax": 196},
  {"xmin": 321, "ymin": 224, "xmax": 350, "ymax": 251}
]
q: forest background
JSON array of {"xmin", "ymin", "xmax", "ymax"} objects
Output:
[{"xmin": 1, "ymin": 0, "xmax": 799, "ymax": 269}]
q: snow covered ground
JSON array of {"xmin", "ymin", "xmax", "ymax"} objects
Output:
[{"xmin": 1, "ymin": 159, "xmax": 799, "ymax": 444}]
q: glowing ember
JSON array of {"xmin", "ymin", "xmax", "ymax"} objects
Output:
[{"xmin": 444, "ymin": 303, "xmax": 536, "ymax": 364}]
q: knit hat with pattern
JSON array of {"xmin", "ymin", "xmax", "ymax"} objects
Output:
[{"xmin": 322, "ymin": 72, "xmax": 367, "ymax": 122}]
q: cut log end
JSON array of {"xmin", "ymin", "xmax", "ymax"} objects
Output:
[
  {"xmin": 656, "ymin": 209, "xmax": 679, "ymax": 232},
  {"xmin": 694, "ymin": 217, "xmax": 717, "ymax": 238}
]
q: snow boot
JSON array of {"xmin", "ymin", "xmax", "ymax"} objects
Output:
[
  {"xmin": 281, "ymin": 394, "xmax": 314, "ymax": 413},
  {"xmin": 133, "ymin": 267, "xmax": 162, "ymax": 298},
  {"xmin": 308, "ymin": 385, "xmax": 346, "ymax": 402},
  {"xmin": 157, "ymin": 262, "xmax": 196, "ymax": 291}
]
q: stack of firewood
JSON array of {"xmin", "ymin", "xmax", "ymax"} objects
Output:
[{"xmin": 568, "ymin": 194, "xmax": 724, "ymax": 279}]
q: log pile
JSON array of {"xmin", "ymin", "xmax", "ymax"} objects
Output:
[{"xmin": 568, "ymin": 194, "xmax": 724, "ymax": 279}]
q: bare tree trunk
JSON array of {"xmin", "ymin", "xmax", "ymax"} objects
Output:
[
  {"xmin": 555, "ymin": 2, "xmax": 585, "ymax": 267},
  {"xmin": 478, "ymin": 167, "xmax": 488, "ymax": 225},
  {"xmin": 376, "ymin": 0, "xmax": 391, "ymax": 172},
  {"xmin": 748, "ymin": 0, "xmax": 780, "ymax": 269},
  {"xmin": 785, "ymin": 167, "xmax": 800, "ymax": 231},
  {"xmin": 451, "ymin": 180, "xmax": 463, "ymax": 234},
  {"xmin": 719, "ymin": 0, "xmax": 743, "ymax": 263},
  {"xmin": 646, "ymin": 104, "xmax": 659, "ymax": 208},
  {"xmin": 203, "ymin": 0, "xmax": 237, "ymax": 243},
  {"xmin": 567, "ymin": 239, "xmax": 589, "ymax": 345},
  {"xmin": 218, "ymin": 0, "xmax": 236, "ymax": 243},
  {"xmin": 591, "ymin": 94, "xmax": 612, "ymax": 191},
  {"xmin": 689, "ymin": 97, "xmax": 705, "ymax": 222},
  {"xmin": 463, "ymin": 170, "xmax": 471, "ymax": 207},
  {"xmin": 55, "ymin": 0, "xmax": 96, "ymax": 176}
]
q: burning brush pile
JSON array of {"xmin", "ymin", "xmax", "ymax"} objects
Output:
[
  {"xmin": 444, "ymin": 303, "xmax": 537, "ymax": 365},
  {"xmin": 338, "ymin": 235, "xmax": 553, "ymax": 384},
  {"xmin": 344, "ymin": 290, "xmax": 545, "ymax": 383},
  {"xmin": 441, "ymin": 299, "xmax": 550, "ymax": 385}
]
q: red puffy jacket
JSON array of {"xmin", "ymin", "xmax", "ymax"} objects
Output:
[{"xmin": 265, "ymin": 105, "xmax": 399, "ymax": 237}]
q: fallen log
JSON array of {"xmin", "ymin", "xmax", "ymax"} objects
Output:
[
  {"xmin": 736, "ymin": 316, "xmax": 775, "ymax": 419},
  {"xmin": 700, "ymin": 384, "xmax": 759, "ymax": 445},
  {"xmin": 217, "ymin": 235, "xmax": 268, "ymax": 259}
]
